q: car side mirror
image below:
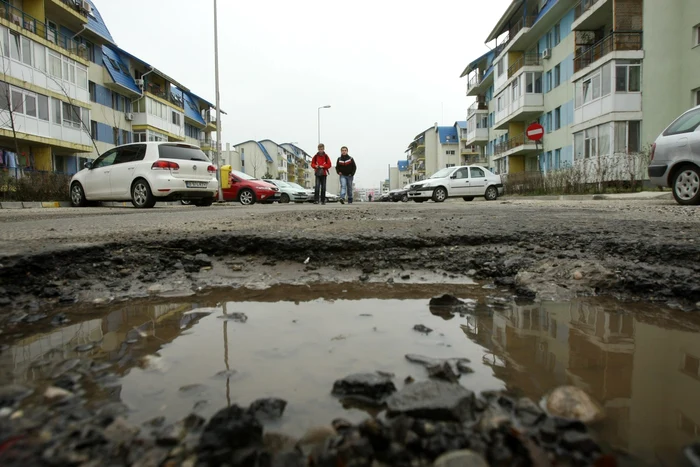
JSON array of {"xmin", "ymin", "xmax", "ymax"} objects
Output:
[
  {"xmin": 84, "ymin": 161, "xmax": 93, "ymax": 169},
  {"xmin": 450, "ymin": 174, "xmax": 457, "ymax": 179}
]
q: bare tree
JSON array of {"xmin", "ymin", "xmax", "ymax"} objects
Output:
[{"xmin": 249, "ymin": 155, "xmax": 261, "ymax": 178}]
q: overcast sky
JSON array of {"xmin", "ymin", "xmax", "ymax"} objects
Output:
[{"xmin": 95, "ymin": 0, "xmax": 511, "ymax": 188}]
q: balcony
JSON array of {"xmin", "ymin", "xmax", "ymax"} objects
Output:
[
  {"xmin": 494, "ymin": 133, "xmax": 538, "ymax": 158},
  {"xmin": 200, "ymin": 138, "xmax": 216, "ymax": 150},
  {"xmin": 467, "ymin": 100, "xmax": 488, "ymax": 117},
  {"xmin": 572, "ymin": 0, "xmax": 610, "ymax": 31},
  {"xmin": 146, "ymin": 86, "xmax": 184, "ymax": 110},
  {"xmin": 0, "ymin": 0, "xmax": 88, "ymax": 60},
  {"xmin": 494, "ymin": 92, "xmax": 544, "ymax": 130},
  {"xmin": 507, "ymin": 52, "xmax": 542, "ymax": 79},
  {"xmin": 465, "ymin": 127, "xmax": 489, "ymax": 145},
  {"xmin": 46, "ymin": 0, "xmax": 89, "ymax": 26},
  {"xmin": 574, "ymin": 32, "xmax": 643, "ymax": 74}
]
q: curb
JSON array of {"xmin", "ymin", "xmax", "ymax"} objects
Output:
[{"xmin": 0, "ymin": 201, "xmax": 181, "ymax": 209}]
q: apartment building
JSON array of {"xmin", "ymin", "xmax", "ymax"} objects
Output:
[
  {"xmin": 388, "ymin": 159, "xmax": 410, "ymax": 190},
  {"xmin": 406, "ymin": 122, "xmax": 462, "ymax": 181},
  {"xmin": 0, "ymin": 0, "xmax": 218, "ymax": 176},
  {"xmin": 228, "ymin": 140, "xmax": 314, "ymax": 188},
  {"xmin": 461, "ymin": 0, "xmax": 700, "ymax": 178}
]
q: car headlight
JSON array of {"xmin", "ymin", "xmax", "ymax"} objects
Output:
[{"xmin": 257, "ymin": 186, "xmax": 273, "ymax": 190}]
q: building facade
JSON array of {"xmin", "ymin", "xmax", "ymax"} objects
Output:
[
  {"xmin": 0, "ymin": 0, "xmax": 218, "ymax": 177},
  {"xmin": 461, "ymin": 0, "xmax": 700, "ymax": 179},
  {"xmin": 406, "ymin": 122, "xmax": 465, "ymax": 181}
]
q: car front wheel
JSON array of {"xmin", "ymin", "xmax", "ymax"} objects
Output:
[
  {"xmin": 484, "ymin": 186, "xmax": 498, "ymax": 201},
  {"xmin": 70, "ymin": 182, "xmax": 87, "ymax": 207},
  {"xmin": 672, "ymin": 165, "xmax": 700, "ymax": 205},
  {"xmin": 280, "ymin": 193, "xmax": 290, "ymax": 204},
  {"xmin": 432, "ymin": 187, "xmax": 447, "ymax": 203},
  {"xmin": 401, "ymin": 194, "xmax": 409, "ymax": 202},
  {"xmin": 131, "ymin": 179, "xmax": 156, "ymax": 208},
  {"xmin": 239, "ymin": 189, "xmax": 256, "ymax": 205}
]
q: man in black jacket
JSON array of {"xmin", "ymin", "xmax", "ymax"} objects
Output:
[{"xmin": 335, "ymin": 146, "xmax": 357, "ymax": 204}]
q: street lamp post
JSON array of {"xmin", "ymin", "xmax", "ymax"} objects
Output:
[
  {"xmin": 317, "ymin": 105, "xmax": 331, "ymax": 145},
  {"xmin": 214, "ymin": 0, "xmax": 224, "ymax": 201}
]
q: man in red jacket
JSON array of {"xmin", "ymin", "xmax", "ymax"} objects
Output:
[{"xmin": 311, "ymin": 143, "xmax": 332, "ymax": 205}]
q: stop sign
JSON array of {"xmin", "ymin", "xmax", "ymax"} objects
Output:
[{"xmin": 526, "ymin": 123, "xmax": 544, "ymax": 141}]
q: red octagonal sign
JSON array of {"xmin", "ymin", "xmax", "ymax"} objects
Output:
[{"xmin": 526, "ymin": 123, "xmax": 544, "ymax": 141}]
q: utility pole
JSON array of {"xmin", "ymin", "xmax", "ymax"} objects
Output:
[{"xmin": 214, "ymin": 0, "xmax": 224, "ymax": 201}]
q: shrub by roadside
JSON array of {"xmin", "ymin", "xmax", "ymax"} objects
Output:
[{"xmin": 0, "ymin": 171, "xmax": 71, "ymax": 202}]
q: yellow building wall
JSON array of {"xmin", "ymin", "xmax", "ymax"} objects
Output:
[
  {"xmin": 509, "ymin": 154, "xmax": 525, "ymax": 173},
  {"xmin": 22, "ymin": 0, "xmax": 45, "ymax": 22},
  {"xmin": 509, "ymin": 122, "xmax": 525, "ymax": 137},
  {"xmin": 33, "ymin": 146, "xmax": 52, "ymax": 171}
]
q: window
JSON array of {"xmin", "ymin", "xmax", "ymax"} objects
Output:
[
  {"xmin": 0, "ymin": 82, "xmax": 8, "ymax": 111},
  {"xmin": 470, "ymin": 167, "xmax": 485, "ymax": 178},
  {"xmin": 90, "ymin": 120, "xmax": 97, "ymax": 138},
  {"xmin": 598, "ymin": 123, "xmax": 611, "ymax": 156},
  {"xmin": 614, "ymin": 121, "xmax": 641, "ymax": 153},
  {"xmin": 546, "ymin": 71, "xmax": 552, "ymax": 92},
  {"xmin": 554, "ymin": 64, "xmax": 560, "ymax": 88},
  {"xmin": 554, "ymin": 148, "xmax": 561, "ymax": 169},
  {"xmin": 497, "ymin": 59, "xmax": 504, "ymax": 76},
  {"xmin": 512, "ymin": 77, "xmax": 520, "ymax": 101},
  {"xmin": 546, "ymin": 112, "xmax": 552, "ymax": 133},
  {"xmin": 9, "ymin": 31, "xmax": 20, "ymax": 61},
  {"xmin": 554, "ymin": 106, "xmax": 561, "ymax": 131},
  {"xmin": 696, "ymin": 89, "xmax": 700, "ymax": 107},
  {"xmin": 446, "ymin": 150, "xmax": 455, "ymax": 155},
  {"xmin": 76, "ymin": 66, "xmax": 87, "ymax": 89},
  {"xmin": 574, "ymin": 132, "xmax": 584, "ymax": 159},
  {"xmin": 554, "ymin": 23, "xmax": 561, "ymax": 46},
  {"xmin": 11, "ymin": 89, "xmax": 23, "ymax": 114},
  {"xmin": 172, "ymin": 111, "xmax": 181, "ymax": 126},
  {"xmin": 134, "ymin": 131, "xmax": 147, "ymax": 142},
  {"xmin": 93, "ymin": 150, "xmax": 117, "ymax": 168},
  {"xmin": 25, "ymin": 94, "xmax": 36, "ymax": 117},
  {"xmin": 695, "ymin": 24, "xmax": 700, "ymax": 46},
  {"xmin": 20, "ymin": 36, "xmax": 31, "ymax": 66},
  {"xmin": 664, "ymin": 109, "xmax": 700, "ymax": 136},
  {"xmin": 497, "ymin": 96, "xmax": 503, "ymax": 112},
  {"xmin": 615, "ymin": 63, "xmax": 641, "ymax": 92},
  {"xmin": 62, "ymin": 102, "xmax": 81, "ymax": 128},
  {"xmin": 52, "ymin": 97, "xmax": 61, "ymax": 124},
  {"xmin": 89, "ymin": 82, "xmax": 96, "ymax": 102},
  {"xmin": 49, "ymin": 52, "xmax": 61, "ymax": 79},
  {"xmin": 115, "ymin": 145, "xmax": 145, "ymax": 164},
  {"xmin": 584, "ymin": 128, "xmax": 597, "ymax": 158},
  {"xmin": 33, "ymin": 43, "xmax": 45, "ymax": 72},
  {"xmin": 546, "ymin": 151, "xmax": 552, "ymax": 169},
  {"xmin": 601, "ymin": 62, "xmax": 611, "ymax": 96}
]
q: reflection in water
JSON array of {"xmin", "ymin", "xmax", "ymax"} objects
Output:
[
  {"xmin": 1, "ymin": 289, "xmax": 699, "ymax": 464},
  {"xmin": 460, "ymin": 300, "xmax": 700, "ymax": 465}
]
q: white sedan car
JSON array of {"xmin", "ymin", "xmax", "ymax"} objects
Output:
[
  {"xmin": 407, "ymin": 165, "xmax": 504, "ymax": 203},
  {"xmin": 69, "ymin": 142, "xmax": 219, "ymax": 208}
]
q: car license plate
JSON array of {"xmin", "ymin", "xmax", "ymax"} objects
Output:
[{"xmin": 186, "ymin": 181, "xmax": 208, "ymax": 188}]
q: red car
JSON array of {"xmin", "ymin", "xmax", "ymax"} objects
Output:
[{"xmin": 223, "ymin": 169, "xmax": 280, "ymax": 205}]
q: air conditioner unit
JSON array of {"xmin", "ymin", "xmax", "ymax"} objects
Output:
[
  {"xmin": 125, "ymin": 112, "xmax": 134, "ymax": 121},
  {"xmin": 134, "ymin": 79, "xmax": 144, "ymax": 89},
  {"xmin": 542, "ymin": 48, "xmax": 552, "ymax": 59},
  {"xmin": 81, "ymin": 1, "xmax": 93, "ymax": 15}
]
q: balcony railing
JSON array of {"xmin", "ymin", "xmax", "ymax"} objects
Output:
[
  {"xmin": 200, "ymin": 138, "xmax": 216, "ymax": 147},
  {"xmin": 574, "ymin": 32, "xmax": 642, "ymax": 73},
  {"xmin": 508, "ymin": 52, "xmax": 542, "ymax": 78},
  {"xmin": 467, "ymin": 72, "xmax": 484, "ymax": 91},
  {"xmin": 494, "ymin": 132, "xmax": 534, "ymax": 156},
  {"xmin": 467, "ymin": 99, "xmax": 488, "ymax": 116},
  {"xmin": 509, "ymin": 15, "xmax": 537, "ymax": 41},
  {"xmin": 574, "ymin": 0, "xmax": 602, "ymax": 20},
  {"xmin": 0, "ymin": 0, "xmax": 88, "ymax": 59},
  {"xmin": 55, "ymin": 0, "xmax": 89, "ymax": 17}
]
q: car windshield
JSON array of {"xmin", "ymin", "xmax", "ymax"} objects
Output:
[
  {"xmin": 231, "ymin": 170, "xmax": 256, "ymax": 181},
  {"xmin": 287, "ymin": 183, "xmax": 306, "ymax": 190},
  {"xmin": 265, "ymin": 179, "xmax": 289, "ymax": 188},
  {"xmin": 430, "ymin": 168, "xmax": 454, "ymax": 179}
]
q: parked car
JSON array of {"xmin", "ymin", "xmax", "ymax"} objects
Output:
[
  {"xmin": 223, "ymin": 170, "xmax": 279, "ymax": 205},
  {"xmin": 325, "ymin": 192, "xmax": 340, "ymax": 203},
  {"xmin": 647, "ymin": 104, "xmax": 700, "ymax": 205},
  {"xmin": 262, "ymin": 179, "xmax": 308, "ymax": 203},
  {"xmin": 388, "ymin": 187, "xmax": 409, "ymax": 202},
  {"xmin": 407, "ymin": 165, "xmax": 503, "ymax": 203},
  {"xmin": 69, "ymin": 142, "xmax": 218, "ymax": 209}
]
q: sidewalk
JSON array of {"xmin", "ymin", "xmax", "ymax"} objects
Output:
[{"xmin": 501, "ymin": 191, "xmax": 673, "ymax": 202}]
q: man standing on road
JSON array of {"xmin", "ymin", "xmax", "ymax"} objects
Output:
[
  {"xmin": 335, "ymin": 146, "xmax": 357, "ymax": 204},
  {"xmin": 311, "ymin": 143, "xmax": 332, "ymax": 205}
]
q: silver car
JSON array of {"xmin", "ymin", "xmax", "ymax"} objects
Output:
[
  {"xmin": 262, "ymin": 179, "xmax": 308, "ymax": 203},
  {"xmin": 648, "ymin": 105, "xmax": 700, "ymax": 205}
]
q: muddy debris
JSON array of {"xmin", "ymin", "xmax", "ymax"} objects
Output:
[
  {"xmin": 331, "ymin": 373, "xmax": 397, "ymax": 404},
  {"xmin": 413, "ymin": 324, "xmax": 433, "ymax": 334}
]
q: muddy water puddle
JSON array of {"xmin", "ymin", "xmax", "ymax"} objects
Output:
[{"xmin": 2, "ymin": 282, "xmax": 700, "ymax": 464}]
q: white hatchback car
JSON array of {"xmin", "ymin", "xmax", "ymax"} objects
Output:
[
  {"xmin": 407, "ymin": 165, "xmax": 504, "ymax": 203},
  {"xmin": 69, "ymin": 142, "xmax": 219, "ymax": 208}
]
